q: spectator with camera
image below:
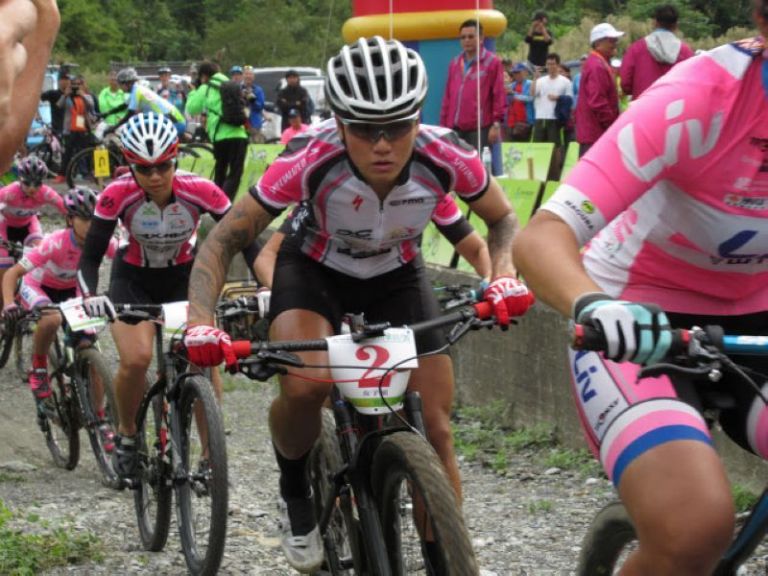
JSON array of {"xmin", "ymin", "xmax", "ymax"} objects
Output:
[
  {"xmin": 56, "ymin": 75, "xmax": 96, "ymax": 184},
  {"xmin": 241, "ymin": 65, "xmax": 266, "ymax": 143},
  {"xmin": 525, "ymin": 10, "xmax": 554, "ymax": 69}
]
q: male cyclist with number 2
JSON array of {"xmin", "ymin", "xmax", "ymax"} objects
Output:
[
  {"xmin": 515, "ymin": 2, "xmax": 768, "ymax": 574},
  {"xmin": 184, "ymin": 37, "xmax": 534, "ymax": 573}
]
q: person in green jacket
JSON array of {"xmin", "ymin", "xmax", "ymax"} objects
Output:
[
  {"xmin": 185, "ymin": 61, "xmax": 248, "ymax": 200},
  {"xmin": 97, "ymin": 70, "xmax": 127, "ymax": 126}
]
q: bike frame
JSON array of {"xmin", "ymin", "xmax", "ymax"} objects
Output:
[{"xmin": 127, "ymin": 306, "xmax": 208, "ymax": 491}]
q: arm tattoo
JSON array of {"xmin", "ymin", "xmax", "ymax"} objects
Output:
[
  {"xmin": 188, "ymin": 204, "xmax": 272, "ymax": 323},
  {"xmin": 487, "ymin": 212, "xmax": 519, "ymax": 277}
]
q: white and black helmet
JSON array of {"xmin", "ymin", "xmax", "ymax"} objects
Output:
[
  {"xmin": 119, "ymin": 112, "xmax": 179, "ymax": 165},
  {"xmin": 116, "ymin": 67, "xmax": 138, "ymax": 85},
  {"xmin": 326, "ymin": 36, "xmax": 428, "ymax": 122}
]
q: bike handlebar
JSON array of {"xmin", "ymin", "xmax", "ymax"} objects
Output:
[{"xmin": 230, "ymin": 301, "xmax": 496, "ymax": 360}]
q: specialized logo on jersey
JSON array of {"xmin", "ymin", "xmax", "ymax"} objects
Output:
[
  {"xmin": 618, "ymin": 99, "xmax": 723, "ymax": 182},
  {"xmin": 352, "ymin": 195, "xmax": 363, "ymax": 211}
]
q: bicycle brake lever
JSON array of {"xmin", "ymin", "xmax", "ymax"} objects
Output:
[
  {"xmin": 256, "ymin": 349, "xmax": 304, "ymax": 367},
  {"xmin": 639, "ymin": 361, "xmax": 720, "ymax": 380}
]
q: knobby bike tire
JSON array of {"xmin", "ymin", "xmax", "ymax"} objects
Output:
[
  {"xmin": 134, "ymin": 391, "xmax": 173, "ymax": 552},
  {"xmin": 0, "ymin": 319, "xmax": 16, "ymax": 369},
  {"xmin": 76, "ymin": 347, "xmax": 119, "ymax": 487},
  {"xmin": 14, "ymin": 320, "xmax": 33, "ymax": 382},
  {"xmin": 65, "ymin": 145, "xmax": 124, "ymax": 190},
  {"xmin": 42, "ymin": 335, "xmax": 80, "ymax": 470},
  {"xmin": 576, "ymin": 501, "xmax": 637, "ymax": 576},
  {"xmin": 309, "ymin": 408, "xmax": 365, "ymax": 576},
  {"xmin": 176, "ymin": 375, "xmax": 228, "ymax": 576},
  {"xmin": 372, "ymin": 432, "xmax": 479, "ymax": 576}
]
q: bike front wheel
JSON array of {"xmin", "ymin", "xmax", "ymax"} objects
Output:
[
  {"xmin": 176, "ymin": 375, "xmax": 228, "ymax": 576},
  {"xmin": 576, "ymin": 501, "xmax": 637, "ymax": 576},
  {"xmin": 177, "ymin": 143, "xmax": 215, "ymax": 180},
  {"xmin": 134, "ymin": 391, "xmax": 173, "ymax": 551},
  {"xmin": 309, "ymin": 408, "xmax": 365, "ymax": 575},
  {"xmin": 372, "ymin": 431, "xmax": 479, "ymax": 576},
  {"xmin": 0, "ymin": 319, "xmax": 15, "ymax": 369},
  {"xmin": 76, "ymin": 347, "xmax": 120, "ymax": 487},
  {"xmin": 41, "ymin": 335, "xmax": 80, "ymax": 470}
]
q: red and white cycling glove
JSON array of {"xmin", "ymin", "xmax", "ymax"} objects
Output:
[
  {"xmin": 483, "ymin": 276, "xmax": 535, "ymax": 328},
  {"xmin": 184, "ymin": 325, "xmax": 237, "ymax": 367}
]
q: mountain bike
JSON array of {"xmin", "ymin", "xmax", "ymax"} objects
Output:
[
  {"xmin": 227, "ymin": 298, "xmax": 509, "ymax": 575},
  {"xmin": 0, "ymin": 239, "xmax": 24, "ymax": 369},
  {"xmin": 29, "ymin": 122, "xmax": 63, "ymax": 175},
  {"xmin": 177, "ymin": 142, "xmax": 215, "ymax": 180},
  {"xmin": 572, "ymin": 323, "xmax": 768, "ymax": 576},
  {"xmin": 111, "ymin": 302, "xmax": 228, "ymax": 576},
  {"xmin": 21, "ymin": 299, "xmax": 119, "ymax": 486},
  {"xmin": 65, "ymin": 120, "xmax": 125, "ymax": 189}
]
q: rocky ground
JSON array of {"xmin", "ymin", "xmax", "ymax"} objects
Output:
[{"xmin": 0, "ymin": 209, "xmax": 767, "ymax": 574}]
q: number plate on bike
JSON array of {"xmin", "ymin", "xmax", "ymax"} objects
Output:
[
  {"xmin": 162, "ymin": 301, "xmax": 188, "ymax": 341},
  {"xmin": 60, "ymin": 297, "xmax": 107, "ymax": 332},
  {"xmin": 326, "ymin": 328, "xmax": 418, "ymax": 415}
]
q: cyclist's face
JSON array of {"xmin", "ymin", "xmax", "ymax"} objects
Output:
[
  {"xmin": 132, "ymin": 160, "xmax": 175, "ymax": 201},
  {"xmin": 338, "ymin": 117, "xmax": 418, "ymax": 195},
  {"xmin": 21, "ymin": 182, "xmax": 40, "ymax": 195},
  {"xmin": 71, "ymin": 216, "xmax": 90, "ymax": 245}
]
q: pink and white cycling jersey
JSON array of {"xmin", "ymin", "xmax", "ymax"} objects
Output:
[
  {"xmin": 94, "ymin": 171, "xmax": 230, "ymax": 268},
  {"xmin": 253, "ymin": 119, "xmax": 487, "ymax": 278},
  {"xmin": 543, "ymin": 38, "xmax": 768, "ymax": 315},
  {"xmin": 20, "ymin": 229, "xmax": 118, "ymax": 290},
  {"xmin": 0, "ymin": 182, "xmax": 66, "ymax": 227}
]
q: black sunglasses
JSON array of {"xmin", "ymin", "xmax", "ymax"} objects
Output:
[
  {"xmin": 342, "ymin": 119, "xmax": 417, "ymax": 143},
  {"xmin": 20, "ymin": 179, "xmax": 42, "ymax": 188},
  {"xmin": 132, "ymin": 160, "xmax": 175, "ymax": 176}
]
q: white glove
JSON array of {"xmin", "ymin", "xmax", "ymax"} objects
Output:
[
  {"xmin": 256, "ymin": 288, "xmax": 271, "ymax": 319},
  {"xmin": 84, "ymin": 295, "xmax": 116, "ymax": 320}
]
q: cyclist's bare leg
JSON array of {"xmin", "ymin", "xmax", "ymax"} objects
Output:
[
  {"xmin": 407, "ymin": 354, "xmax": 461, "ymax": 501},
  {"xmin": 111, "ymin": 320, "xmax": 155, "ymax": 436},
  {"xmin": 268, "ymin": 309, "xmax": 334, "ymax": 460},
  {"xmin": 31, "ymin": 309, "xmax": 61, "ymax": 356},
  {"xmin": 616, "ymin": 440, "xmax": 734, "ymax": 576}
]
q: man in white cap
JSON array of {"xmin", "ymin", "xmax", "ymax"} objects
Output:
[{"xmin": 574, "ymin": 22, "xmax": 624, "ymax": 156}]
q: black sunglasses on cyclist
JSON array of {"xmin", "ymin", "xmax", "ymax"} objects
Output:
[
  {"xmin": 341, "ymin": 118, "xmax": 417, "ymax": 143},
  {"xmin": 20, "ymin": 179, "xmax": 42, "ymax": 188},
  {"xmin": 131, "ymin": 160, "xmax": 175, "ymax": 176}
]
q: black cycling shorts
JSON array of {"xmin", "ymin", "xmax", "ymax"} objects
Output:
[
  {"xmin": 270, "ymin": 236, "xmax": 446, "ymax": 354},
  {"xmin": 6, "ymin": 224, "xmax": 30, "ymax": 243},
  {"xmin": 666, "ymin": 310, "xmax": 768, "ymax": 457},
  {"xmin": 108, "ymin": 249, "xmax": 192, "ymax": 305},
  {"xmin": 43, "ymin": 285, "xmax": 77, "ymax": 303}
]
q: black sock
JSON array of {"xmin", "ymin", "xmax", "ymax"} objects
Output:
[
  {"xmin": 273, "ymin": 443, "xmax": 311, "ymax": 499},
  {"xmin": 273, "ymin": 444, "xmax": 315, "ymax": 535}
]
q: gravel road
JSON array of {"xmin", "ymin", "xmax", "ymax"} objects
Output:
[{"xmin": 0, "ymin": 211, "xmax": 767, "ymax": 575}]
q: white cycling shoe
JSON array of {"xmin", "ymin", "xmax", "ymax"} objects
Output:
[{"xmin": 278, "ymin": 496, "xmax": 324, "ymax": 573}]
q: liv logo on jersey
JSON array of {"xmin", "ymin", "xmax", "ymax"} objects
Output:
[{"xmin": 573, "ymin": 349, "xmax": 600, "ymax": 402}]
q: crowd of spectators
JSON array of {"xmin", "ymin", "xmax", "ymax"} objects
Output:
[{"xmin": 442, "ymin": 4, "xmax": 694, "ymax": 179}]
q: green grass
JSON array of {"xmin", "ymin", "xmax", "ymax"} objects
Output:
[
  {"xmin": 453, "ymin": 401, "xmax": 604, "ymax": 478},
  {"xmin": 732, "ymin": 484, "xmax": 760, "ymax": 513},
  {"xmin": 0, "ymin": 472, "xmax": 25, "ymax": 484},
  {"xmin": 0, "ymin": 500, "xmax": 103, "ymax": 575},
  {"xmin": 527, "ymin": 499, "xmax": 554, "ymax": 514}
]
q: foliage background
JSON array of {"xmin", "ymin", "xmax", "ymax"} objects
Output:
[{"xmin": 55, "ymin": 0, "xmax": 757, "ymax": 89}]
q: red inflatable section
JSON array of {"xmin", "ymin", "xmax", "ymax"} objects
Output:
[{"xmin": 352, "ymin": 0, "xmax": 494, "ymax": 16}]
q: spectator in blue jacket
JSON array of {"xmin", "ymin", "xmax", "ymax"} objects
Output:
[
  {"xmin": 242, "ymin": 65, "xmax": 266, "ymax": 143},
  {"xmin": 505, "ymin": 63, "xmax": 534, "ymax": 141}
]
